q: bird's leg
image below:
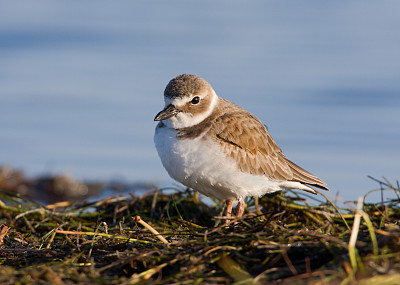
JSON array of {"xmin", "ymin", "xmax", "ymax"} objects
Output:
[
  {"xmin": 236, "ymin": 197, "xmax": 245, "ymax": 217},
  {"xmin": 225, "ymin": 200, "xmax": 233, "ymax": 217},
  {"xmin": 225, "ymin": 200, "xmax": 233, "ymax": 225}
]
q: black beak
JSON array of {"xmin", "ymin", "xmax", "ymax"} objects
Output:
[{"xmin": 154, "ymin": 104, "xmax": 179, "ymax": 121}]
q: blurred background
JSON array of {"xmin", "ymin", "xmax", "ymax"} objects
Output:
[{"xmin": 1, "ymin": 1, "xmax": 399, "ymax": 203}]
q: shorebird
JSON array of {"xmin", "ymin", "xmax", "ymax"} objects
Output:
[{"xmin": 154, "ymin": 74, "xmax": 328, "ymax": 220}]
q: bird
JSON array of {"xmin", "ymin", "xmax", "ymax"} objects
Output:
[{"xmin": 154, "ymin": 74, "xmax": 328, "ymax": 221}]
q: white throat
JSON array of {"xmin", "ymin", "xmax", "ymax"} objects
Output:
[{"xmin": 165, "ymin": 91, "xmax": 218, "ymax": 129}]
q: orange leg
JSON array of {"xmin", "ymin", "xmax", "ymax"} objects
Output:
[
  {"xmin": 226, "ymin": 200, "xmax": 233, "ymax": 217},
  {"xmin": 225, "ymin": 200, "xmax": 233, "ymax": 225},
  {"xmin": 236, "ymin": 197, "xmax": 245, "ymax": 217}
]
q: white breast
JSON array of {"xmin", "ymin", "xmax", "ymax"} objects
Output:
[{"xmin": 154, "ymin": 123, "xmax": 290, "ymax": 201}]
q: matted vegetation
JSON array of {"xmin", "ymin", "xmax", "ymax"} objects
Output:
[{"xmin": 1, "ymin": 175, "xmax": 400, "ymax": 284}]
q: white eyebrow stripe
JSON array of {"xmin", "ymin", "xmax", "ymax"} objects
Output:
[{"xmin": 164, "ymin": 95, "xmax": 193, "ymax": 108}]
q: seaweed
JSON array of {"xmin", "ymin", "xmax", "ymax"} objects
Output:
[{"xmin": 1, "ymin": 173, "xmax": 400, "ymax": 284}]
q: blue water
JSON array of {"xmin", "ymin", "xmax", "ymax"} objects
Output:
[{"xmin": 1, "ymin": 1, "xmax": 399, "ymax": 204}]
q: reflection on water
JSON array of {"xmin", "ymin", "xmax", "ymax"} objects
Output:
[{"xmin": 1, "ymin": 1, "xmax": 399, "ymax": 203}]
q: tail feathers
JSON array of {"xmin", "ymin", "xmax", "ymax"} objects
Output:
[
  {"xmin": 284, "ymin": 158, "xmax": 329, "ymax": 192},
  {"xmin": 300, "ymin": 183, "xmax": 329, "ymax": 195}
]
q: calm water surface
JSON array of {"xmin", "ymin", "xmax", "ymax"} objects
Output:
[{"xmin": 1, "ymin": 1, "xmax": 399, "ymax": 203}]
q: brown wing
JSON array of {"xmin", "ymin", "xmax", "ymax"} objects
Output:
[{"xmin": 209, "ymin": 111, "xmax": 328, "ymax": 190}]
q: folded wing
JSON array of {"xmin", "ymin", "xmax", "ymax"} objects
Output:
[{"xmin": 209, "ymin": 111, "xmax": 328, "ymax": 190}]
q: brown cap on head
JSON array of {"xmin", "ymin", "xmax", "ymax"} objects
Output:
[{"xmin": 164, "ymin": 74, "xmax": 212, "ymax": 99}]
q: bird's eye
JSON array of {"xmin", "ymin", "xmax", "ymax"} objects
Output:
[{"xmin": 191, "ymin": 96, "xmax": 200, "ymax": 104}]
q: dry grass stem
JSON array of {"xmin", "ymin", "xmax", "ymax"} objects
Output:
[{"xmin": 133, "ymin": 215, "xmax": 169, "ymax": 245}]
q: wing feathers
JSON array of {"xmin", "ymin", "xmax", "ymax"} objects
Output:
[{"xmin": 208, "ymin": 102, "xmax": 328, "ymax": 190}]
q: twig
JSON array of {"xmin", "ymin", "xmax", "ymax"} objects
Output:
[
  {"xmin": 55, "ymin": 230, "xmax": 156, "ymax": 244},
  {"xmin": 14, "ymin": 208, "xmax": 78, "ymax": 220},
  {"xmin": 348, "ymin": 197, "xmax": 363, "ymax": 273},
  {"xmin": 280, "ymin": 246, "xmax": 298, "ymax": 275},
  {"xmin": 133, "ymin": 216, "xmax": 169, "ymax": 245}
]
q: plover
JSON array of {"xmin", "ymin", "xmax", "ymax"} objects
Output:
[{"xmin": 154, "ymin": 74, "xmax": 328, "ymax": 220}]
